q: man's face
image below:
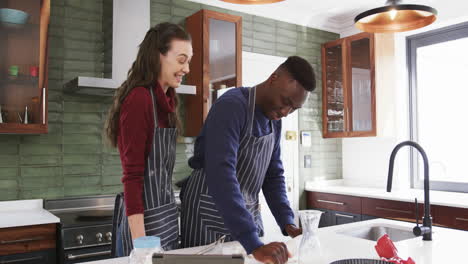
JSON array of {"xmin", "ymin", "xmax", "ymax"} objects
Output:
[{"xmin": 261, "ymin": 72, "xmax": 308, "ymax": 120}]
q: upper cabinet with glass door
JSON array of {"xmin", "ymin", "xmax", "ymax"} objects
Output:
[
  {"xmin": 322, "ymin": 32, "xmax": 375, "ymax": 138},
  {"xmin": 184, "ymin": 10, "xmax": 242, "ymax": 137},
  {"xmin": 0, "ymin": 0, "xmax": 50, "ymax": 134}
]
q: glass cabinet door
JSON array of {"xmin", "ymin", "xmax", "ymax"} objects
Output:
[
  {"xmin": 324, "ymin": 43, "xmax": 345, "ymax": 134},
  {"xmin": 322, "ymin": 32, "xmax": 375, "ymax": 138},
  {"xmin": 0, "ymin": 0, "xmax": 48, "ymax": 131},
  {"xmin": 349, "ymin": 36, "xmax": 373, "ymax": 133},
  {"xmin": 207, "ymin": 18, "xmax": 237, "ymax": 110},
  {"xmin": 184, "ymin": 10, "xmax": 241, "ymax": 137}
]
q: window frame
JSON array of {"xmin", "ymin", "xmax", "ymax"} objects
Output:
[{"xmin": 407, "ymin": 21, "xmax": 468, "ymax": 193}]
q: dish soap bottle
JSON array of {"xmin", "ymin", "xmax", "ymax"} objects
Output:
[{"xmin": 129, "ymin": 236, "xmax": 162, "ymax": 264}]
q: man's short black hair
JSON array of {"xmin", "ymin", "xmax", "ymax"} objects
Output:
[{"xmin": 279, "ymin": 56, "xmax": 316, "ymax": 92}]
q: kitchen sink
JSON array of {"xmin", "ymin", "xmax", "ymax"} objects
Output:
[{"xmin": 337, "ymin": 224, "xmax": 416, "ymax": 242}]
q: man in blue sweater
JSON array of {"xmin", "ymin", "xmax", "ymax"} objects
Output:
[{"xmin": 180, "ymin": 56, "xmax": 316, "ymax": 264}]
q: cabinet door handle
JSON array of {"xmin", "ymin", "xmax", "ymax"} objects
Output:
[
  {"xmin": 0, "ymin": 236, "xmax": 44, "ymax": 245},
  {"xmin": 317, "ymin": 199, "xmax": 345, "ymax": 206},
  {"xmin": 1, "ymin": 256, "xmax": 44, "ymax": 264},
  {"xmin": 376, "ymin": 207, "xmax": 412, "ymax": 214},
  {"xmin": 66, "ymin": 250, "xmax": 111, "ymax": 260},
  {"xmin": 42, "ymin": 87, "xmax": 46, "ymax": 125},
  {"xmin": 335, "ymin": 213, "xmax": 354, "ymax": 219},
  {"xmin": 456, "ymin": 217, "xmax": 468, "ymax": 222},
  {"xmin": 345, "ymin": 107, "xmax": 349, "ymax": 132}
]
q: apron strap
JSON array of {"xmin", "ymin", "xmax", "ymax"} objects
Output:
[
  {"xmin": 149, "ymin": 86, "xmax": 159, "ymax": 128},
  {"xmin": 247, "ymin": 87, "xmax": 256, "ymax": 135},
  {"xmin": 247, "ymin": 86, "xmax": 274, "ymax": 135}
]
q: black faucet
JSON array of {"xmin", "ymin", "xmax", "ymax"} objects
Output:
[{"xmin": 387, "ymin": 140, "xmax": 432, "ymax": 241}]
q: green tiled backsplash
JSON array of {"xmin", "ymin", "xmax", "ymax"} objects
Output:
[{"xmin": 0, "ymin": 0, "xmax": 341, "ymax": 208}]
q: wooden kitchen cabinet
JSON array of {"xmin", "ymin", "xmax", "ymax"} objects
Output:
[
  {"xmin": 322, "ymin": 32, "xmax": 376, "ymax": 138},
  {"xmin": 307, "ymin": 192, "xmax": 362, "ymax": 227},
  {"xmin": 306, "ymin": 191, "xmax": 464, "ymax": 229},
  {"xmin": 314, "ymin": 209, "xmax": 361, "ymax": 228},
  {"xmin": 0, "ymin": 249, "xmax": 56, "ymax": 264},
  {"xmin": 0, "ymin": 0, "xmax": 50, "ymax": 134},
  {"xmin": 315, "ymin": 208, "xmax": 333, "ymax": 227},
  {"xmin": 0, "ymin": 224, "xmax": 56, "ymax": 257},
  {"xmin": 184, "ymin": 9, "xmax": 242, "ymax": 136},
  {"xmin": 361, "ymin": 197, "xmax": 425, "ymax": 223},
  {"xmin": 433, "ymin": 205, "xmax": 468, "ymax": 231},
  {"xmin": 306, "ymin": 191, "xmax": 361, "ymax": 215},
  {"xmin": 332, "ymin": 210, "xmax": 362, "ymax": 225}
]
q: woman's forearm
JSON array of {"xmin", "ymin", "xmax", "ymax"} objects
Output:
[{"xmin": 128, "ymin": 213, "xmax": 145, "ymax": 240}]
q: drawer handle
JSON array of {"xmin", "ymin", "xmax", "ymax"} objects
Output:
[
  {"xmin": 335, "ymin": 213, "xmax": 354, "ymax": 219},
  {"xmin": 317, "ymin": 199, "xmax": 345, "ymax": 206},
  {"xmin": 0, "ymin": 236, "xmax": 45, "ymax": 245},
  {"xmin": 1, "ymin": 256, "xmax": 44, "ymax": 264},
  {"xmin": 456, "ymin": 217, "xmax": 468, "ymax": 222},
  {"xmin": 376, "ymin": 207, "xmax": 412, "ymax": 214},
  {"xmin": 67, "ymin": 250, "xmax": 111, "ymax": 260}
]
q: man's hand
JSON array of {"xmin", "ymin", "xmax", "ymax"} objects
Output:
[
  {"xmin": 285, "ymin": 224, "xmax": 302, "ymax": 238},
  {"xmin": 252, "ymin": 242, "xmax": 291, "ymax": 264}
]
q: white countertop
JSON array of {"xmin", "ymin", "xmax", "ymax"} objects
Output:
[
  {"xmin": 305, "ymin": 180, "xmax": 468, "ymax": 209},
  {"xmin": 0, "ymin": 199, "xmax": 60, "ymax": 229},
  {"xmin": 81, "ymin": 218, "xmax": 468, "ymax": 264}
]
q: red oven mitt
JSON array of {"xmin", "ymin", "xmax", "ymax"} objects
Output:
[{"xmin": 375, "ymin": 234, "xmax": 416, "ymax": 264}]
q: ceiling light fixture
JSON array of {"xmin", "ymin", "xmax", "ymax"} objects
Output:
[
  {"xmin": 220, "ymin": 0, "xmax": 284, "ymax": 4},
  {"xmin": 355, "ymin": 0, "xmax": 437, "ymax": 33}
]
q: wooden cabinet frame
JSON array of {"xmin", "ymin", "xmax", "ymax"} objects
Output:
[
  {"xmin": 0, "ymin": 0, "xmax": 50, "ymax": 134},
  {"xmin": 184, "ymin": 9, "xmax": 242, "ymax": 137},
  {"xmin": 307, "ymin": 190, "xmax": 468, "ymax": 231},
  {"xmin": 322, "ymin": 32, "xmax": 376, "ymax": 138}
]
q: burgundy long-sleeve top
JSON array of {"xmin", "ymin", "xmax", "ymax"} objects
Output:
[{"xmin": 117, "ymin": 84, "xmax": 175, "ymax": 216}]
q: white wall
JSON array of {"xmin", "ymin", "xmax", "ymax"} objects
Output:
[
  {"xmin": 342, "ymin": 33, "xmax": 410, "ymax": 189},
  {"xmin": 341, "ymin": 14, "xmax": 468, "ymax": 189}
]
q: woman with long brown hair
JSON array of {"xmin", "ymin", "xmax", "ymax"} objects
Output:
[{"xmin": 105, "ymin": 22, "xmax": 192, "ymax": 256}]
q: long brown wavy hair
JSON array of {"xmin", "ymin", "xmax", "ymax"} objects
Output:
[{"xmin": 105, "ymin": 23, "xmax": 191, "ymax": 148}]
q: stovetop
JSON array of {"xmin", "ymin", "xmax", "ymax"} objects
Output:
[
  {"xmin": 52, "ymin": 208, "xmax": 114, "ymax": 228},
  {"xmin": 44, "ymin": 195, "xmax": 116, "ymax": 249}
]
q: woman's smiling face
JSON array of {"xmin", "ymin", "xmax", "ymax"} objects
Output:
[{"xmin": 159, "ymin": 39, "xmax": 193, "ymax": 89}]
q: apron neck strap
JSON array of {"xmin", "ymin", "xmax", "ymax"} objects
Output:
[
  {"xmin": 149, "ymin": 86, "xmax": 159, "ymax": 127},
  {"xmin": 247, "ymin": 87, "xmax": 275, "ymax": 135},
  {"xmin": 247, "ymin": 87, "xmax": 257, "ymax": 135}
]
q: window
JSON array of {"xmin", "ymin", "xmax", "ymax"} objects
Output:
[{"xmin": 408, "ymin": 22, "xmax": 468, "ymax": 192}]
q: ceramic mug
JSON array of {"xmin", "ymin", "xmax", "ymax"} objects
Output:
[
  {"xmin": 9, "ymin": 65, "xmax": 19, "ymax": 76},
  {"xmin": 30, "ymin": 66, "xmax": 38, "ymax": 77}
]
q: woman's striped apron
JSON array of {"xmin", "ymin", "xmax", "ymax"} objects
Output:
[{"xmin": 116, "ymin": 87, "xmax": 179, "ymax": 256}]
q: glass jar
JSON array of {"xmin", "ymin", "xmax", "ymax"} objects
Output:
[
  {"xmin": 298, "ymin": 210, "xmax": 323, "ymax": 264},
  {"xmin": 129, "ymin": 236, "xmax": 162, "ymax": 264}
]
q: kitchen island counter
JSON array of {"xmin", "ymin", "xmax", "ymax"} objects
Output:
[{"xmin": 82, "ymin": 218, "xmax": 468, "ymax": 263}]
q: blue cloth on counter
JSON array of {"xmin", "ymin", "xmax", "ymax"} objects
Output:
[{"xmin": 188, "ymin": 87, "xmax": 295, "ymax": 251}]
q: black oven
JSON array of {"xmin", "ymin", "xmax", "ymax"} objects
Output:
[{"xmin": 45, "ymin": 195, "xmax": 115, "ymax": 264}]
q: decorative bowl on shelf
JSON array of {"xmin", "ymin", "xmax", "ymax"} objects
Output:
[{"xmin": 0, "ymin": 8, "xmax": 29, "ymax": 27}]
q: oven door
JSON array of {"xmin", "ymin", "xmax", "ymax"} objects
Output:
[{"xmin": 63, "ymin": 245, "xmax": 111, "ymax": 264}]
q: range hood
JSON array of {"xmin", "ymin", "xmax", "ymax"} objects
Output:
[{"xmin": 63, "ymin": 0, "xmax": 196, "ymax": 96}]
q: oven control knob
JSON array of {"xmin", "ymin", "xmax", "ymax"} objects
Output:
[
  {"xmin": 105, "ymin": 232, "xmax": 112, "ymax": 242},
  {"xmin": 76, "ymin": 235, "xmax": 84, "ymax": 245},
  {"xmin": 96, "ymin": 233, "xmax": 103, "ymax": 242}
]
